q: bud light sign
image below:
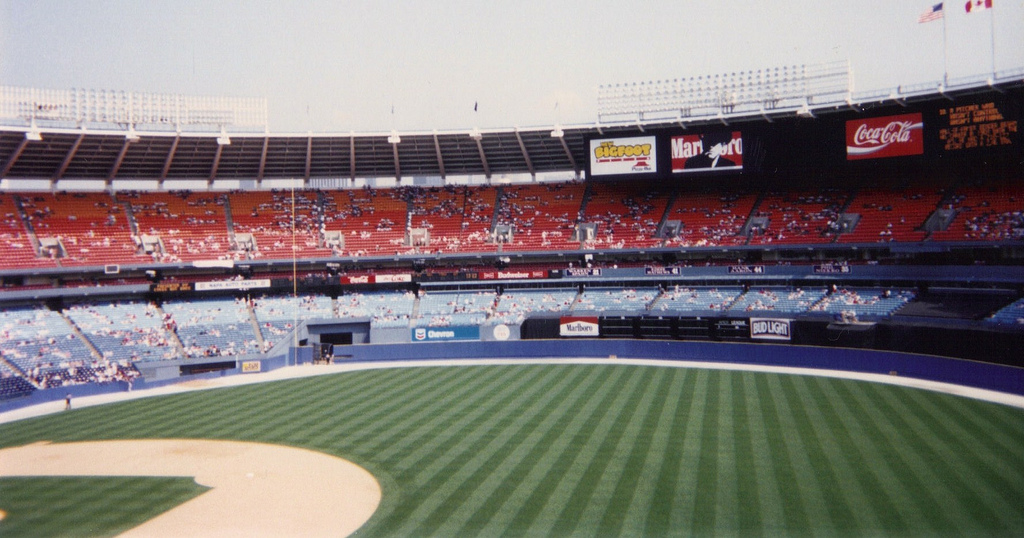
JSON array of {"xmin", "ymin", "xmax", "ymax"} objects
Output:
[
  {"xmin": 749, "ymin": 318, "xmax": 792, "ymax": 341},
  {"xmin": 846, "ymin": 113, "xmax": 924, "ymax": 160}
]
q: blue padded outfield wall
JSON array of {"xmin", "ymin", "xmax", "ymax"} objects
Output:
[
  {"xmin": 328, "ymin": 339, "xmax": 1024, "ymax": 397},
  {"xmin": 4, "ymin": 339, "xmax": 1022, "ymax": 413}
]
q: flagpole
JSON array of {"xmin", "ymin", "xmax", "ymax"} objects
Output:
[
  {"xmin": 989, "ymin": 2, "xmax": 996, "ymax": 77},
  {"xmin": 942, "ymin": 6, "xmax": 949, "ymax": 86}
]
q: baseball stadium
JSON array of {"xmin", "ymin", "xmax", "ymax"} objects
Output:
[{"xmin": 3, "ymin": 10, "xmax": 1024, "ymax": 538}]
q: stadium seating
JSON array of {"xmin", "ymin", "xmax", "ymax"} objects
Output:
[
  {"xmin": 838, "ymin": 178, "xmax": 948, "ymax": 244},
  {"xmin": 324, "ymin": 188, "xmax": 409, "ymax": 256},
  {"xmin": 413, "ymin": 290, "xmax": 496, "ymax": 327},
  {"xmin": 228, "ymin": 190, "xmax": 333, "ymax": 260},
  {"xmin": 651, "ymin": 287, "xmax": 745, "ymax": 313},
  {"xmin": 125, "ymin": 191, "xmax": 231, "ymax": 262},
  {"xmin": 579, "ymin": 181, "xmax": 671, "ymax": 249},
  {"xmin": 492, "ymin": 289, "xmax": 579, "ymax": 324},
  {"xmin": 64, "ymin": 301, "xmax": 177, "ymax": 362},
  {"xmin": 0, "ymin": 193, "xmax": 57, "ymax": 268},
  {"xmin": 407, "ymin": 186, "xmax": 499, "ymax": 253},
  {"xmin": 930, "ymin": 176, "xmax": 1024, "ymax": 242},
  {"xmin": 727, "ymin": 287, "xmax": 828, "ymax": 313},
  {"xmin": 808, "ymin": 288, "xmax": 915, "ymax": 318},
  {"xmin": 574, "ymin": 287, "xmax": 661, "ymax": 313},
  {"xmin": 252, "ymin": 294, "xmax": 336, "ymax": 341},
  {"xmin": 0, "ymin": 365, "xmax": 36, "ymax": 400},
  {"xmin": 0, "ymin": 305, "xmax": 117, "ymax": 388},
  {"xmin": 747, "ymin": 188, "xmax": 848, "ymax": 245},
  {"xmin": 0, "ymin": 172, "xmax": 1021, "ymax": 271},
  {"xmin": 496, "ymin": 182, "xmax": 586, "ymax": 251},
  {"xmin": 988, "ymin": 297, "xmax": 1024, "ymax": 325},
  {"xmin": 663, "ymin": 189, "xmax": 758, "ymax": 247},
  {"xmin": 20, "ymin": 192, "xmax": 140, "ymax": 267},
  {"xmin": 336, "ymin": 290, "xmax": 416, "ymax": 328},
  {"xmin": 162, "ymin": 297, "xmax": 263, "ymax": 358}
]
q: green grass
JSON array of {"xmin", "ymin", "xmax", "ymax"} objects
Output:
[
  {"xmin": 1, "ymin": 363, "xmax": 1024, "ymax": 536},
  {"xmin": 0, "ymin": 477, "xmax": 208, "ymax": 537}
]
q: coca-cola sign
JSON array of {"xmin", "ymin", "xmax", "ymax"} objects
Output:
[{"xmin": 846, "ymin": 113, "xmax": 924, "ymax": 160}]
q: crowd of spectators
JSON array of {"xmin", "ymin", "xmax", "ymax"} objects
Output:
[{"xmin": 1, "ymin": 176, "xmax": 1022, "ymax": 270}]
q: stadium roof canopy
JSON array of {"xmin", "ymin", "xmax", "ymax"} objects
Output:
[{"xmin": 1, "ymin": 69, "xmax": 1021, "ymax": 186}]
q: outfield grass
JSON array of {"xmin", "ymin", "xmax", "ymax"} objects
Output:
[
  {"xmin": 0, "ymin": 477, "xmax": 208, "ymax": 537},
  {"xmin": 1, "ymin": 363, "xmax": 1023, "ymax": 536}
]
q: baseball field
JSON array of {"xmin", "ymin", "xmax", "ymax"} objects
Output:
[{"xmin": 1, "ymin": 360, "xmax": 1023, "ymax": 536}]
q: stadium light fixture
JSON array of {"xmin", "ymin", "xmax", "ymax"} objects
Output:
[
  {"xmin": 796, "ymin": 103, "xmax": 815, "ymax": 118},
  {"xmin": 125, "ymin": 125, "xmax": 141, "ymax": 142},
  {"xmin": 388, "ymin": 131, "xmax": 401, "ymax": 144},
  {"xmin": 25, "ymin": 119, "xmax": 42, "ymax": 141},
  {"xmin": 216, "ymin": 129, "xmax": 231, "ymax": 146},
  {"xmin": 550, "ymin": 125, "xmax": 564, "ymax": 138},
  {"xmin": 469, "ymin": 128, "xmax": 483, "ymax": 141}
]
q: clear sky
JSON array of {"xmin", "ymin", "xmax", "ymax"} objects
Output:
[{"xmin": 2, "ymin": 0, "xmax": 1022, "ymax": 133}]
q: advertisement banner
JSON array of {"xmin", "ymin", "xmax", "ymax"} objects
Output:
[
  {"xmin": 645, "ymin": 266, "xmax": 681, "ymax": 276},
  {"xmin": 560, "ymin": 316, "xmax": 600, "ymax": 337},
  {"xmin": 750, "ymin": 318, "xmax": 792, "ymax": 341},
  {"xmin": 412, "ymin": 326, "xmax": 480, "ymax": 342},
  {"xmin": 564, "ymin": 267, "xmax": 602, "ymax": 277},
  {"xmin": 195, "ymin": 279, "xmax": 271, "ymax": 292},
  {"xmin": 151, "ymin": 282, "xmax": 194, "ymax": 293},
  {"xmin": 375, "ymin": 273, "xmax": 413, "ymax": 283},
  {"xmin": 241, "ymin": 360, "xmax": 262, "ymax": 373},
  {"xmin": 813, "ymin": 264, "xmax": 851, "ymax": 274},
  {"xmin": 671, "ymin": 131, "xmax": 743, "ymax": 173},
  {"xmin": 589, "ymin": 136, "xmax": 657, "ymax": 176},
  {"xmin": 340, "ymin": 273, "xmax": 413, "ymax": 285},
  {"xmin": 846, "ymin": 113, "xmax": 924, "ymax": 160},
  {"xmin": 728, "ymin": 265, "xmax": 765, "ymax": 274},
  {"xmin": 477, "ymin": 270, "xmax": 547, "ymax": 280}
]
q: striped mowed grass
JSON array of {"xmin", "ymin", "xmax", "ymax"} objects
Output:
[{"xmin": 1, "ymin": 363, "xmax": 1023, "ymax": 536}]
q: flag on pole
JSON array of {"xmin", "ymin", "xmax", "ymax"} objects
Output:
[
  {"xmin": 918, "ymin": 3, "xmax": 944, "ymax": 22},
  {"xmin": 965, "ymin": 0, "xmax": 992, "ymax": 12}
]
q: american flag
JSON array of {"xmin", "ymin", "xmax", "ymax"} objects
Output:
[{"xmin": 918, "ymin": 2, "xmax": 945, "ymax": 22}]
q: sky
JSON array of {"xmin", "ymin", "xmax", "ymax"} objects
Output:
[{"xmin": 1, "ymin": 0, "xmax": 1022, "ymax": 133}]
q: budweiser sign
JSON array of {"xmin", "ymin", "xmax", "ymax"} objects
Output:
[{"xmin": 846, "ymin": 113, "xmax": 924, "ymax": 160}]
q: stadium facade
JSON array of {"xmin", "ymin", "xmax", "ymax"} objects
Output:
[{"xmin": 1, "ymin": 67, "xmax": 1022, "ymax": 407}]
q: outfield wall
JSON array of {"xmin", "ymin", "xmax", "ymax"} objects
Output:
[
  {"xmin": 330, "ymin": 339, "xmax": 1024, "ymax": 396},
  {"xmin": 4, "ymin": 335, "xmax": 1022, "ymax": 413}
]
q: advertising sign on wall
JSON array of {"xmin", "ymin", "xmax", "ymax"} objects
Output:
[
  {"xmin": 750, "ymin": 318, "xmax": 792, "ymax": 341},
  {"xmin": 412, "ymin": 326, "xmax": 480, "ymax": 342},
  {"xmin": 846, "ymin": 113, "xmax": 924, "ymax": 160},
  {"xmin": 195, "ymin": 279, "xmax": 271, "ymax": 292},
  {"xmin": 589, "ymin": 136, "xmax": 657, "ymax": 176},
  {"xmin": 560, "ymin": 316, "xmax": 600, "ymax": 337},
  {"xmin": 671, "ymin": 131, "xmax": 743, "ymax": 173}
]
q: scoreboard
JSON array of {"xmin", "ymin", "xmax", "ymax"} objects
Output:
[{"xmin": 938, "ymin": 101, "xmax": 1019, "ymax": 152}]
